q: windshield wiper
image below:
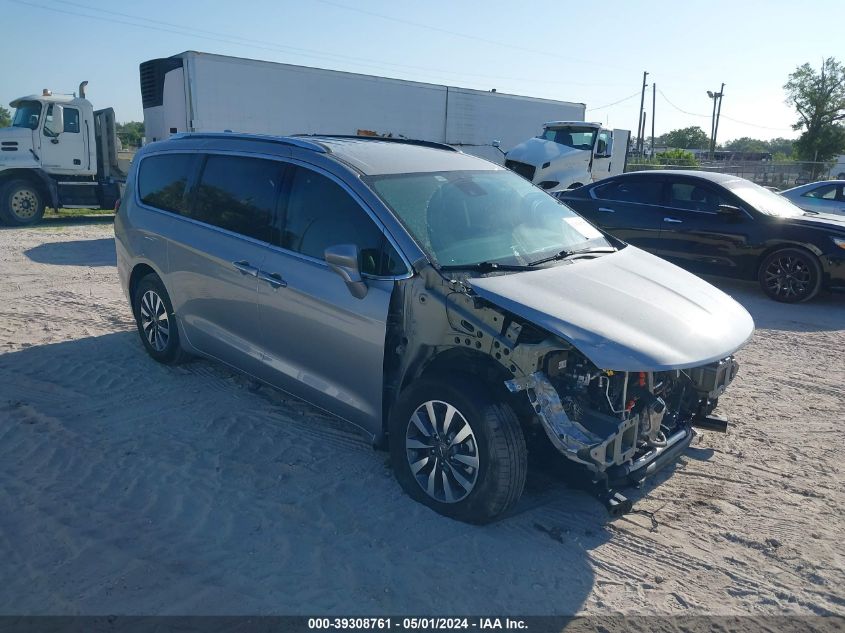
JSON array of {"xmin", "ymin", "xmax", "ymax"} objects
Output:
[
  {"xmin": 439, "ymin": 261, "xmax": 534, "ymax": 273},
  {"xmin": 527, "ymin": 246, "xmax": 617, "ymax": 267}
]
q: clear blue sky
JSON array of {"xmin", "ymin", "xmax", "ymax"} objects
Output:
[{"xmin": 1, "ymin": 0, "xmax": 838, "ymax": 142}]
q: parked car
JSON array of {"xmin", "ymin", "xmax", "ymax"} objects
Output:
[
  {"xmin": 115, "ymin": 134, "xmax": 753, "ymax": 523},
  {"xmin": 558, "ymin": 170, "xmax": 845, "ymax": 303},
  {"xmin": 779, "ymin": 180, "xmax": 845, "ymax": 216}
]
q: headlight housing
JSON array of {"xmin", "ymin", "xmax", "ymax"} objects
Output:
[{"xmin": 833, "ymin": 237, "xmax": 845, "ymax": 250}]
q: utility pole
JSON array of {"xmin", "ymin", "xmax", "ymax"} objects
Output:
[
  {"xmin": 641, "ymin": 111, "xmax": 647, "ymax": 157},
  {"xmin": 713, "ymin": 83, "xmax": 725, "ymax": 158},
  {"xmin": 651, "ymin": 82, "xmax": 656, "ymax": 158},
  {"xmin": 636, "ymin": 71, "xmax": 648, "ymax": 155},
  {"xmin": 707, "ymin": 83, "xmax": 724, "ymax": 160}
]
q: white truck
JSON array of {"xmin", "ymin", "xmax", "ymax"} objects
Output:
[
  {"xmin": 0, "ymin": 82, "xmax": 125, "ymax": 226},
  {"xmin": 140, "ymin": 51, "xmax": 586, "ymax": 164},
  {"xmin": 503, "ymin": 121, "xmax": 630, "ymax": 192}
]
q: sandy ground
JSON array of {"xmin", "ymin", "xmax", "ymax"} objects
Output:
[{"xmin": 0, "ymin": 218, "xmax": 843, "ymax": 616}]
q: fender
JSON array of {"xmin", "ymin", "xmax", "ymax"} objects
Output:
[{"xmin": 0, "ymin": 167, "xmax": 59, "ymax": 209}]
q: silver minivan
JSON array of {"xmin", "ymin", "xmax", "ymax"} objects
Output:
[{"xmin": 115, "ymin": 134, "xmax": 754, "ymax": 523}]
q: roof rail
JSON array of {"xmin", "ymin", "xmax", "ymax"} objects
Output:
[
  {"xmin": 169, "ymin": 132, "xmax": 327, "ymax": 153},
  {"xmin": 295, "ymin": 134, "xmax": 459, "ymax": 153}
]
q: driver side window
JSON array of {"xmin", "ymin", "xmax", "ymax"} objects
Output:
[{"xmin": 279, "ymin": 166, "xmax": 406, "ymax": 276}]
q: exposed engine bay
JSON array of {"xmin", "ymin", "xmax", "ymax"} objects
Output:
[{"xmin": 504, "ymin": 348, "xmax": 739, "ymax": 478}]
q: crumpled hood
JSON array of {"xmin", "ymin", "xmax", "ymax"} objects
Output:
[
  {"xmin": 469, "ymin": 246, "xmax": 755, "ymax": 371},
  {"xmin": 505, "ymin": 137, "xmax": 588, "ymax": 169}
]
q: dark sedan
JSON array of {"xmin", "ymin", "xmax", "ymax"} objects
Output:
[{"xmin": 558, "ymin": 170, "xmax": 845, "ymax": 302}]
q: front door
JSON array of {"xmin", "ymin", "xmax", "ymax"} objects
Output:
[
  {"xmin": 654, "ymin": 178, "xmax": 752, "ymax": 277},
  {"xmin": 38, "ymin": 104, "xmax": 87, "ymax": 176},
  {"xmin": 256, "ymin": 164, "xmax": 401, "ymax": 435}
]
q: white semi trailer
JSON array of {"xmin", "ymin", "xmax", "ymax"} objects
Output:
[
  {"xmin": 140, "ymin": 51, "xmax": 586, "ymax": 164},
  {"xmin": 0, "ymin": 82, "xmax": 125, "ymax": 226}
]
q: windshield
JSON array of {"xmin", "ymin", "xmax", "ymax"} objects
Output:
[
  {"xmin": 539, "ymin": 126, "xmax": 598, "ymax": 151},
  {"xmin": 367, "ymin": 169, "xmax": 610, "ymax": 268},
  {"xmin": 728, "ymin": 180, "xmax": 805, "ymax": 218},
  {"xmin": 12, "ymin": 101, "xmax": 42, "ymax": 130}
]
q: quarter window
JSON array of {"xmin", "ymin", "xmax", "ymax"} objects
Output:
[
  {"xmin": 190, "ymin": 155, "xmax": 281, "ymax": 242},
  {"xmin": 281, "ymin": 167, "xmax": 404, "ymax": 276},
  {"xmin": 593, "ymin": 179, "xmax": 663, "ymax": 205},
  {"xmin": 138, "ymin": 153, "xmax": 198, "ymax": 214}
]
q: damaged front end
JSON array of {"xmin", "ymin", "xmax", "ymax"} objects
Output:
[{"xmin": 504, "ymin": 351, "xmax": 739, "ymax": 487}]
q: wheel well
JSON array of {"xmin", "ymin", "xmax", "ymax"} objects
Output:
[
  {"xmin": 756, "ymin": 243, "xmax": 821, "ymax": 278},
  {"xmin": 414, "ymin": 347, "xmax": 512, "ymax": 391},
  {"xmin": 128, "ymin": 263, "xmax": 157, "ymax": 301},
  {"xmin": 0, "ymin": 170, "xmax": 53, "ymax": 208}
]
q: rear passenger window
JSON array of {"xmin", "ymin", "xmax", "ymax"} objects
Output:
[
  {"xmin": 138, "ymin": 153, "xmax": 198, "ymax": 214},
  {"xmin": 668, "ymin": 182, "xmax": 731, "ymax": 213},
  {"xmin": 281, "ymin": 167, "xmax": 405, "ymax": 276},
  {"xmin": 594, "ymin": 179, "xmax": 663, "ymax": 205},
  {"xmin": 190, "ymin": 155, "xmax": 281, "ymax": 242}
]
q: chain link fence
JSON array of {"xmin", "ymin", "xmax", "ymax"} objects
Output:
[{"xmin": 625, "ymin": 158, "xmax": 844, "ymax": 190}]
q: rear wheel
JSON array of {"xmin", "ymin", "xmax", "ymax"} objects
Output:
[
  {"xmin": 389, "ymin": 376, "xmax": 527, "ymax": 523},
  {"xmin": 0, "ymin": 179, "xmax": 46, "ymax": 226},
  {"xmin": 758, "ymin": 248, "xmax": 822, "ymax": 303},
  {"xmin": 132, "ymin": 273, "xmax": 189, "ymax": 364}
]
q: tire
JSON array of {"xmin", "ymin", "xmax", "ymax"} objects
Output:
[
  {"xmin": 389, "ymin": 375, "xmax": 527, "ymax": 524},
  {"xmin": 132, "ymin": 273, "xmax": 189, "ymax": 364},
  {"xmin": 758, "ymin": 247, "xmax": 822, "ymax": 303},
  {"xmin": 0, "ymin": 179, "xmax": 46, "ymax": 226}
]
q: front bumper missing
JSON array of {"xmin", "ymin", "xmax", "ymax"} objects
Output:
[{"xmin": 605, "ymin": 425, "xmax": 695, "ymax": 488}]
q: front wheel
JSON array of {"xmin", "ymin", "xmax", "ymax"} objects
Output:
[
  {"xmin": 0, "ymin": 179, "xmax": 46, "ymax": 226},
  {"xmin": 389, "ymin": 376, "xmax": 527, "ymax": 523},
  {"xmin": 758, "ymin": 248, "xmax": 822, "ymax": 303}
]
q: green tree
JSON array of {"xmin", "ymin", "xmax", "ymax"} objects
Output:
[
  {"xmin": 655, "ymin": 148, "xmax": 699, "ymax": 166},
  {"xmin": 0, "ymin": 106, "xmax": 11, "ymax": 128},
  {"xmin": 766, "ymin": 137, "xmax": 794, "ymax": 157},
  {"xmin": 657, "ymin": 126, "xmax": 709, "ymax": 150},
  {"xmin": 116, "ymin": 121, "xmax": 144, "ymax": 147},
  {"xmin": 723, "ymin": 137, "xmax": 768, "ymax": 153},
  {"xmin": 784, "ymin": 57, "xmax": 845, "ymax": 161}
]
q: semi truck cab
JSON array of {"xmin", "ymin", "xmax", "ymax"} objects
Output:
[
  {"xmin": 504, "ymin": 122, "xmax": 629, "ymax": 193},
  {"xmin": 0, "ymin": 82, "xmax": 124, "ymax": 226}
]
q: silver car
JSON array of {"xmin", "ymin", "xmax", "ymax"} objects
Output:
[
  {"xmin": 115, "ymin": 134, "xmax": 754, "ymax": 523},
  {"xmin": 780, "ymin": 180, "xmax": 845, "ymax": 216}
]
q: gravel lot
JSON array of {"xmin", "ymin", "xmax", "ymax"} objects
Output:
[{"xmin": 0, "ymin": 218, "xmax": 843, "ymax": 616}]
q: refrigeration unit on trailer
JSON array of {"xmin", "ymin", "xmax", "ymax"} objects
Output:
[
  {"xmin": 139, "ymin": 51, "xmax": 586, "ymax": 163},
  {"xmin": 0, "ymin": 82, "xmax": 125, "ymax": 226}
]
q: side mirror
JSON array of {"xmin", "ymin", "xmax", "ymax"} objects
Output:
[
  {"xmin": 492, "ymin": 139, "xmax": 501, "ymax": 148},
  {"xmin": 717, "ymin": 204, "xmax": 743, "ymax": 216},
  {"xmin": 325, "ymin": 244, "xmax": 368, "ymax": 299}
]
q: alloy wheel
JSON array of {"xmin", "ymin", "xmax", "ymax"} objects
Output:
[
  {"xmin": 140, "ymin": 290, "xmax": 170, "ymax": 352},
  {"xmin": 405, "ymin": 400, "xmax": 479, "ymax": 503},
  {"xmin": 763, "ymin": 255, "xmax": 813, "ymax": 300}
]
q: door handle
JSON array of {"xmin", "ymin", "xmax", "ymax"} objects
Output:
[
  {"xmin": 598, "ymin": 207, "xmax": 616, "ymax": 213},
  {"xmin": 232, "ymin": 260, "xmax": 259, "ymax": 276},
  {"xmin": 664, "ymin": 217, "xmax": 683, "ymax": 223},
  {"xmin": 257, "ymin": 270, "xmax": 287, "ymax": 289}
]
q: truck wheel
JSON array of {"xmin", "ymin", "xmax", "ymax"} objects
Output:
[
  {"xmin": 758, "ymin": 247, "xmax": 822, "ymax": 303},
  {"xmin": 0, "ymin": 179, "xmax": 46, "ymax": 226},
  {"xmin": 389, "ymin": 375, "xmax": 527, "ymax": 524},
  {"xmin": 132, "ymin": 273, "xmax": 189, "ymax": 364}
]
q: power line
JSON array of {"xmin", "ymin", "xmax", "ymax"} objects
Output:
[
  {"xmin": 586, "ymin": 90, "xmax": 642, "ymax": 111},
  {"xmin": 658, "ymin": 88, "xmax": 793, "ymax": 133},
  {"xmin": 9, "ymin": 0, "xmax": 616, "ymax": 92}
]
